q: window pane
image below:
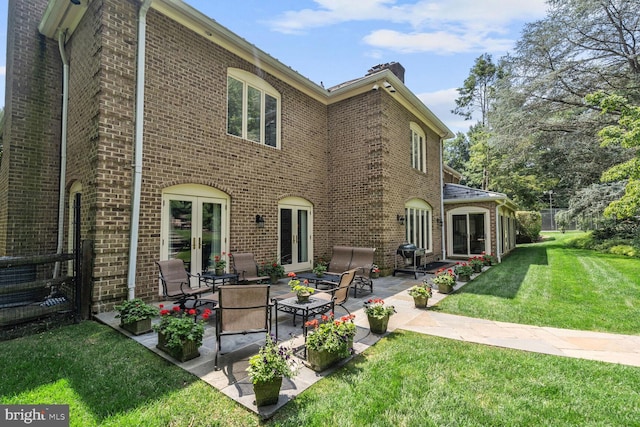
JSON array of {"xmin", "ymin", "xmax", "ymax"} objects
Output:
[
  {"xmin": 247, "ymin": 86, "xmax": 261, "ymax": 142},
  {"xmin": 265, "ymin": 94, "xmax": 277, "ymax": 147},
  {"xmin": 227, "ymin": 77, "xmax": 243, "ymax": 137}
]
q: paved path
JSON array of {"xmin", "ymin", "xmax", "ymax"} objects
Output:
[{"xmin": 96, "ymin": 269, "xmax": 640, "ymax": 419}]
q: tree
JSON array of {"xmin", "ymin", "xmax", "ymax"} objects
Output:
[
  {"xmin": 443, "ymin": 132, "xmax": 470, "ymax": 176},
  {"xmin": 452, "ymin": 53, "xmax": 501, "ymax": 127},
  {"xmin": 586, "ymin": 92, "xmax": 640, "ymax": 219}
]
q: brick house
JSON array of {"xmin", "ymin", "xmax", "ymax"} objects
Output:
[{"xmin": 1, "ymin": 0, "xmax": 515, "ymax": 313}]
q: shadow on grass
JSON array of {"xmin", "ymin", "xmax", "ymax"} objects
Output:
[
  {"xmin": 0, "ymin": 321, "xmax": 198, "ymax": 422},
  {"xmin": 445, "ymin": 242, "xmax": 550, "ymax": 300}
]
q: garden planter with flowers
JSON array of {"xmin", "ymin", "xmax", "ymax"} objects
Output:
[
  {"xmin": 153, "ymin": 305, "xmax": 212, "ymax": 362},
  {"xmin": 363, "ymin": 298, "xmax": 395, "ymax": 334},
  {"xmin": 304, "ymin": 314, "xmax": 356, "ymax": 371},
  {"xmin": 115, "ymin": 298, "xmax": 158, "ymax": 335},
  {"xmin": 213, "ymin": 252, "xmax": 227, "ymax": 275},
  {"xmin": 454, "ymin": 262, "xmax": 473, "ymax": 282},
  {"xmin": 370, "ymin": 264, "xmax": 380, "ymax": 279},
  {"xmin": 260, "ymin": 259, "xmax": 285, "ymax": 284},
  {"xmin": 469, "ymin": 256, "xmax": 485, "ymax": 273},
  {"xmin": 288, "ymin": 272, "xmax": 315, "ymax": 304},
  {"xmin": 407, "ymin": 280, "xmax": 433, "ymax": 308},
  {"xmin": 433, "ymin": 268, "xmax": 456, "ymax": 294},
  {"xmin": 247, "ymin": 335, "xmax": 299, "ymax": 406}
]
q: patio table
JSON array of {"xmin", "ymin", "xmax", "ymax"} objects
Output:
[
  {"xmin": 294, "ymin": 272, "xmax": 340, "ymax": 289},
  {"xmin": 198, "ymin": 272, "xmax": 238, "ymax": 291},
  {"xmin": 273, "ymin": 295, "xmax": 334, "ymax": 342}
]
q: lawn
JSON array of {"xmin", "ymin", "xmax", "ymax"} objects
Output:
[
  {"xmin": 1, "ymin": 233, "xmax": 639, "ymax": 426},
  {"xmin": 436, "ymin": 232, "xmax": 640, "ymax": 335}
]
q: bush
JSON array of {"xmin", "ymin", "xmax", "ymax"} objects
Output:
[{"xmin": 516, "ymin": 211, "xmax": 542, "ymax": 243}]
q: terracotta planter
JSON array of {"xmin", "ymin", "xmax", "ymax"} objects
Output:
[
  {"xmin": 412, "ymin": 295, "xmax": 429, "ymax": 308},
  {"xmin": 367, "ymin": 314, "xmax": 389, "ymax": 334},
  {"xmin": 157, "ymin": 332, "xmax": 200, "ymax": 362},
  {"xmin": 120, "ymin": 318, "xmax": 152, "ymax": 335},
  {"xmin": 438, "ymin": 283, "xmax": 454, "ymax": 294},
  {"xmin": 253, "ymin": 376, "xmax": 282, "ymax": 407}
]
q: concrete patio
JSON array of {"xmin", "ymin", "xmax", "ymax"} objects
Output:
[{"xmin": 95, "ymin": 267, "xmax": 640, "ymax": 419}]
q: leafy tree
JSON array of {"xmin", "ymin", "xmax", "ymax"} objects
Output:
[
  {"xmin": 443, "ymin": 132, "xmax": 470, "ymax": 176},
  {"xmin": 516, "ymin": 211, "xmax": 542, "ymax": 243},
  {"xmin": 586, "ymin": 92, "xmax": 640, "ymax": 219},
  {"xmin": 452, "ymin": 53, "xmax": 501, "ymax": 127}
]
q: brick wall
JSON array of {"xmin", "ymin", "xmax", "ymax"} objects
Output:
[{"xmin": 0, "ymin": 0, "xmax": 62, "ymax": 256}]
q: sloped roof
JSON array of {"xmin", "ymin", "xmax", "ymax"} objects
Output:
[{"xmin": 444, "ymin": 183, "xmax": 517, "ymax": 210}]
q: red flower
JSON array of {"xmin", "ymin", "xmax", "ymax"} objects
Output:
[
  {"xmin": 288, "ymin": 271, "xmax": 296, "ymax": 277},
  {"xmin": 159, "ymin": 304, "xmax": 164, "ymax": 308},
  {"xmin": 188, "ymin": 309, "xmax": 196, "ymax": 316},
  {"xmin": 172, "ymin": 306, "xmax": 181, "ymax": 312}
]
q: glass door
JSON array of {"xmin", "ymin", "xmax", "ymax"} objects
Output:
[
  {"xmin": 163, "ymin": 194, "xmax": 226, "ymax": 286},
  {"xmin": 451, "ymin": 212, "xmax": 487, "ymax": 256},
  {"xmin": 279, "ymin": 199, "xmax": 312, "ymax": 272}
]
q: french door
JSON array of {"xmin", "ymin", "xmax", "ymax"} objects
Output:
[
  {"xmin": 161, "ymin": 187, "xmax": 228, "ymax": 286},
  {"xmin": 451, "ymin": 212, "xmax": 487, "ymax": 256},
  {"xmin": 279, "ymin": 198, "xmax": 313, "ymax": 272}
]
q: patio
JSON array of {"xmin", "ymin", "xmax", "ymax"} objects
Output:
[{"xmin": 95, "ymin": 271, "xmax": 449, "ymax": 418}]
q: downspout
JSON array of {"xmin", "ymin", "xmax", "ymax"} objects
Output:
[
  {"xmin": 54, "ymin": 30, "xmax": 70, "ymax": 278},
  {"xmin": 127, "ymin": 0, "xmax": 153, "ymax": 300},
  {"xmin": 439, "ymin": 138, "xmax": 446, "ymax": 259},
  {"xmin": 495, "ymin": 201, "xmax": 503, "ymax": 263}
]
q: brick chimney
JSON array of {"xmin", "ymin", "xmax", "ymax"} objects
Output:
[{"xmin": 366, "ymin": 62, "xmax": 405, "ymax": 83}]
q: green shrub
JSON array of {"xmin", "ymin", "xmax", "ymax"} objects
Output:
[
  {"xmin": 608, "ymin": 245, "xmax": 637, "ymax": 257},
  {"xmin": 516, "ymin": 211, "xmax": 542, "ymax": 243}
]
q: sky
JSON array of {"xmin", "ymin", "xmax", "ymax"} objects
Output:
[{"xmin": 0, "ymin": 0, "xmax": 549, "ymax": 133}]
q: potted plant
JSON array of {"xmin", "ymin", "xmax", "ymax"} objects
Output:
[
  {"xmin": 370, "ymin": 264, "xmax": 380, "ymax": 279},
  {"xmin": 454, "ymin": 262, "xmax": 474, "ymax": 282},
  {"xmin": 432, "ymin": 268, "xmax": 456, "ymax": 294},
  {"xmin": 304, "ymin": 313, "xmax": 356, "ymax": 371},
  {"xmin": 481, "ymin": 252, "xmax": 496, "ymax": 266},
  {"xmin": 260, "ymin": 259, "xmax": 285, "ymax": 284},
  {"xmin": 115, "ymin": 298, "xmax": 158, "ymax": 335},
  {"xmin": 153, "ymin": 305, "xmax": 212, "ymax": 362},
  {"xmin": 407, "ymin": 280, "xmax": 433, "ymax": 308},
  {"xmin": 287, "ymin": 272, "xmax": 315, "ymax": 303},
  {"xmin": 213, "ymin": 252, "xmax": 227, "ymax": 275},
  {"xmin": 363, "ymin": 298, "xmax": 395, "ymax": 334},
  {"xmin": 469, "ymin": 256, "xmax": 485, "ymax": 273},
  {"xmin": 312, "ymin": 261, "xmax": 327, "ymax": 278},
  {"xmin": 246, "ymin": 334, "xmax": 299, "ymax": 406}
]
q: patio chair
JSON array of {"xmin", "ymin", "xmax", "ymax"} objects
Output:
[
  {"xmin": 230, "ymin": 253, "xmax": 269, "ymax": 283},
  {"xmin": 156, "ymin": 259, "xmax": 212, "ymax": 309},
  {"xmin": 214, "ymin": 284, "xmax": 271, "ymax": 369},
  {"xmin": 350, "ymin": 247, "xmax": 376, "ymax": 297},
  {"xmin": 314, "ymin": 269, "xmax": 357, "ymax": 315},
  {"xmin": 326, "ymin": 246, "xmax": 353, "ymax": 275}
]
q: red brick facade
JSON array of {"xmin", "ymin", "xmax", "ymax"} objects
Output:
[{"xmin": 2, "ymin": 0, "xmax": 456, "ymax": 312}]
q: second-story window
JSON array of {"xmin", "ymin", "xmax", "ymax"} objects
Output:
[
  {"xmin": 410, "ymin": 122, "xmax": 426, "ymax": 172},
  {"xmin": 227, "ymin": 69, "xmax": 280, "ymax": 148}
]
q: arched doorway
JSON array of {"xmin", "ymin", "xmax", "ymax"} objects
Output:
[
  {"xmin": 278, "ymin": 197, "xmax": 313, "ymax": 272},
  {"xmin": 160, "ymin": 184, "xmax": 230, "ymax": 285},
  {"xmin": 448, "ymin": 207, "xmax": 491, "ymax": 257}
]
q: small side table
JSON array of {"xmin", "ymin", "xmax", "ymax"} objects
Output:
[
  {"xmin": 273, "ymin": 296, "xmax": 334, "ymax": 342},
  {"xmin": 198, "ymin": 272, "xmax": 238, "ymax": 291}
]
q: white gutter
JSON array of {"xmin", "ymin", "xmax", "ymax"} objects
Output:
[
  {"xmin": 439, "ymin": 138, "xmax": 446, "ymax": 259},
  {"xmin": 54, "ymin": 30, "xmax": 70, "ymax": 278},
  {"xmin": 127, "ymin": 0, "xmax": 153, "ymax": 300}
]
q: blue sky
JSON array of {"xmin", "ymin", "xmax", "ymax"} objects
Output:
[{"xmin": 0, "ymin": 0, "xmax": 548, "ymax": 133}]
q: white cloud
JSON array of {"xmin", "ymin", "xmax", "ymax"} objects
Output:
[
  {"xmin": 269, "ymin": 0, "xmax": 547, "ymax": 52},
  {"xmin": 0, "ymin": 66, "xmax": 5, "ymax": 76},
  {"xmin": 418, "ymin": 88, "xmax": 475, "ymax": 134}
]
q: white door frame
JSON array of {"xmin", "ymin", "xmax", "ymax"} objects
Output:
[{"xmin": 278, "ymin": 197, "xmax": 313, "ymax": 273}]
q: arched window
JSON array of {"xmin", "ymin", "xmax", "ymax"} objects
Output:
[
  {"xmin": 227, "ymin": 68, "xmax": 281, "ymax": 148},
  {"xmin": 405, "ymin": 198, "xmax": 432, "ymax": 252}
]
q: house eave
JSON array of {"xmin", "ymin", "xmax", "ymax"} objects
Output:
[
  {"xmin": 39, "ymin": 0, "xmax": 89, "ymax": 39},
  {"xmin": 444, "ymin": 197, "xmax": 517, "ymax": 211}
]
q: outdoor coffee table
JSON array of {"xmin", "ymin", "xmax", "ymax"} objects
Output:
[
  {"xmin": 197, "ymin": 272, "xmax": 238, "ymax": 291},
  {"xmin": 273, "ymin": 295, "xmax": 334, "ymax": 342}
]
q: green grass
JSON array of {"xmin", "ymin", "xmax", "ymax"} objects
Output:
[
  {"xmin": 2, "ymin": 233, "xmax": 640, "ymax": 425},
  {"xmin": 435, "ymin": 232, "xmax": 640, "ymax": 335},
  {"xmin": 2, "ymin": 323, "xmax": 639, "ymax": 426}
]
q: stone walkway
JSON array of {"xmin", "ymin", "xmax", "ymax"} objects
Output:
[{"xmin": 95, "ymin": 268, "xmax": 640, "ymax": 419}]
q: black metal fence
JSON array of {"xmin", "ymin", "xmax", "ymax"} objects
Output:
[{"xmin": 0, "ymin": 194, "xmax": 85, "ymax": 340}]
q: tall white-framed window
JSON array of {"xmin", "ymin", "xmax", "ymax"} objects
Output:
[
  {"xmin": 227, "ymin": 68, "xmax": 281, "ymax": 148},
  {"xmin": 410, "ymin": 122, "xmax": 426, "ymax": 172},
  {"xmin": 405, "ymin": 198, "xmax": 432, "ymax": 252}
]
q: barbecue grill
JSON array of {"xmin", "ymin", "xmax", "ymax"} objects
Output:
[{"xmin": 393, "ymin": 243, "xmax": 426, "ymax": 278}]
